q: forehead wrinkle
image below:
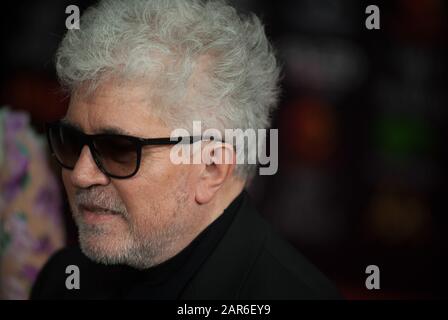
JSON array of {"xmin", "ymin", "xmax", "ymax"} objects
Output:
[
  {"xmin": 61, "ymin": 117, "xmax": 136, "ymax": 136},
  {"xmin": 67, "ymin": 79, "xmax": 173, "ymax": 139}
]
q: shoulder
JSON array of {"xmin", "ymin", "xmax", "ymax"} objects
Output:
[
  {"xmin": 241, "ymin": 220, "xmax": 342, "ymax": 299},
  {"xmin": 184, "ymin": 192, "xmax": 343, "ymax": 300},
  {"xmin": 236, "ymin": 198, "xmax": 342, "ymax": 299}
]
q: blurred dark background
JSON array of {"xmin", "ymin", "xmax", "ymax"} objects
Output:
[{"xmin": 1, "ymin": 0, "xmax": 447, "ymax": 299}]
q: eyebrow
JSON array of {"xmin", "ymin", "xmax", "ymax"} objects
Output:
[{"xmin": 60, "ymin": 118, "xmax": 133, "ymax": 136}]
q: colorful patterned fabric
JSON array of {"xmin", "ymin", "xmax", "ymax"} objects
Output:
[{"xmin": 0, "ymin": 107, "xmax": 65, "ymax": 300}]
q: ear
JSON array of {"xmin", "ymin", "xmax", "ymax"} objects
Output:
[{"xmin": 195, "ymin": 142, "xmax": 236, "ymax": 204}]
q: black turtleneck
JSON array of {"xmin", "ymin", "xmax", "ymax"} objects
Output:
[{"xmin": 31, "ymin": 191, "xmax": 245, "ymax": 300}]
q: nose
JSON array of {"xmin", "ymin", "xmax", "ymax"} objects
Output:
[{"xmin": 69, "ymin": 145, "xmax": 109, "ymax": 188}]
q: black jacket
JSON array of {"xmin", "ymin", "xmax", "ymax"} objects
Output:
[{"xmin": 31, "ymin": 192, "xmax": 341, "ymax": 300}]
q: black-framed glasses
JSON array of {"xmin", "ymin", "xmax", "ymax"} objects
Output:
[{"xmin": 46, "ymin": 121, "xmax": 201, "ymax": 179}]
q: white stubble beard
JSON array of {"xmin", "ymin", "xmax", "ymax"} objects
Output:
[{"xmin": 71, "ymin": 187, "xmax": 191, "ymax": 269}]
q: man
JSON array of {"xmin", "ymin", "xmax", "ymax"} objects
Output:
[{"xmin": 31, "ymin": 0, "xmax": 340, "ymax": 299}]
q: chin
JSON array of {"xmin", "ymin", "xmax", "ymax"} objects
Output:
[
  {"xmin": 78, "ymin": 230, "xmax": 129, "ymax": 264},
  {"xmin": 78, "ymin": 231, "xmax": 159, "ymax": 269}
]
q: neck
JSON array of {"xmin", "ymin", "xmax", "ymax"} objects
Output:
[
  {"xmin": 205, "ymin": 177, "xmax": 245, "ymax": 226},
  {"xmin": 152, "ymin": 177, "xmax": 245, "ymax": 267}
]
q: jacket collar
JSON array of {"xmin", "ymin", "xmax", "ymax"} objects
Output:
[{"xmin": 180, "ymin": 192, "xmax": 268, "ymax": 299}]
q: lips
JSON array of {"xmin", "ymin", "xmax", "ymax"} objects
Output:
[
  {"xmin": 78, "ymin": 204, "xmax": 122, "ymax": 224},
  {"xmin": 79, "ymin": 204, "xmax": 120, "ymax": 215}
]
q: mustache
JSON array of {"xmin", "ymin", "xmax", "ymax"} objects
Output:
[{"xmin": 74, "ymin": 187, "xmax": 128, "ymax": 216}]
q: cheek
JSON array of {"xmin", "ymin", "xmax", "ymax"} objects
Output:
[
  {"xmin": 116, "ymin": 165, "xmax": 193, "ymax": 219},
  {"xmin": 113, "ymin": 180, "xmax": 156, "ymax": 219},
  {"xmin": 136, "ymin": 155, "xmax": 185, "ymax": 194}
]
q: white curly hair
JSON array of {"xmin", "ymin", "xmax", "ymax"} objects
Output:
[{"xmin": 56, "ymin": 0, "xmax": 281, "ymax": 179}]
